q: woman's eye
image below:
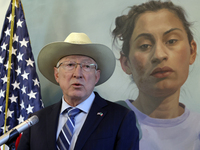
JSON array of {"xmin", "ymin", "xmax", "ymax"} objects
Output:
[
  {"xmin": 139, "ymin": 44, "xmax": 151, "ymax": 50},
  {"xmin": 166, "ymin": 39, "xmax": 177, "ymax": 44}
]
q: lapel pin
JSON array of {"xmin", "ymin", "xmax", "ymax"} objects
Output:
[{"xmin": 97, "ymin": 112, "xmax": 103, "ymax": 116}]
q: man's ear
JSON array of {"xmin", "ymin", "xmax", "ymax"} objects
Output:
[
  {"xmin": 189, "ymin": 40, "xmax": 197, "ymax": 65},
  {"xmin": 95, "ymin": 70, "xmax": 101, "ymax": 85},
  {"xmin": 54, "ymin": 67, "xmax": 59, "ymax": 83},
  {"xmin": 119, "ymin": 52, "xmax": 132, "ymax": 75}
]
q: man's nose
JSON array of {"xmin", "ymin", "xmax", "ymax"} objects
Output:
[{"xmin": 73, "ymin": 64, "xmax": 83, "ymax": 78}]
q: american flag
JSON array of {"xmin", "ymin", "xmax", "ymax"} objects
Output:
[{"xmin": 0, "ymin": 0, "xmax": 44, "ymax": 138}]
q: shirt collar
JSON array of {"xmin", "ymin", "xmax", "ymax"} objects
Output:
[{"xmin": 60, "ymin": 92, "xmax": 95, "ymax": 114}]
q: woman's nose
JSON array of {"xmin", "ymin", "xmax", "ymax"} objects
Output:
[{"xmin": 151, "ymin": 42, "xmax": 168, "ymax": 64}]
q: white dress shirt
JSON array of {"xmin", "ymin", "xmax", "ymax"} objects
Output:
[{"xmin": 56, "ymin": 92, "xmax": 95, "ymax": 150}]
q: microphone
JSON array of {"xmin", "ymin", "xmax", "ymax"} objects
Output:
[{"xmin": 0, "ymin": 115, "xmax": 39, "ymax": 146}]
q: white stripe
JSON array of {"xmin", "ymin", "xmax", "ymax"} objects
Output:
[
  {"xmin": 65, "ymin": 123, "xmax": 73, "ymax": 136},
  {"xmin": 61, "ymin": 129, "xmax": 71, "ymax": 144},
  {"xmin": 56, "ymin": 145, "xmax": 61, "ymax": 150},
  {"xmin": 57, "ymin": 137, "xmax": 68, "ymax": 150},
  {"xmin": 68, "ymin": 117, "xmax": 75, "ymax": 128}
]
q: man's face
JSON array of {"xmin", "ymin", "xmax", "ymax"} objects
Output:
[{"xmin": 54, "ymin": 55, "xmax": 100, "ymax": 104}]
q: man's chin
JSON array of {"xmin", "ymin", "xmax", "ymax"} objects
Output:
[{"xmin": 70, "ymin": 93, "xmax": 85, "ymax": 101}]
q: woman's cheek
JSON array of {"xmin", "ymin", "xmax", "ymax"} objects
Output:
[{"xmin": 131, "ymin": 52, "xmax": 148, "ymax": 75}]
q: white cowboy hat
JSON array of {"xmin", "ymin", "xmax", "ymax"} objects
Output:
[{"xmin": 37, "ymin": 32, "xmax": 116, "ymax": 86}]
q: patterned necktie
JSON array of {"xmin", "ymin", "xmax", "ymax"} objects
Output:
[{"xmin": 57, "ymin": 107, "xmax": 81, "ymax": 150}]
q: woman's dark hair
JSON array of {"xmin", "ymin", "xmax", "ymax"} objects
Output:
[{"xmin": 112, "ymin": 0, "xmax": 194, "ymax": 56}]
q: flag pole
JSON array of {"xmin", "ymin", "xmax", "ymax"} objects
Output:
[
  {"xmin": 2, "ymin": 1, "xmax": 16, "ymax": 149},
  {"xmin": 3, "ymin": 0, "xmax": 16, "ymax": 135}
]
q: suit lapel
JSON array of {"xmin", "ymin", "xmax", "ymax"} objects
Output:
[
  {"xmin": 46, "ymin": 101, "xmax": 62, "ymax": 150},
  {"xmin": 74, "ymin": 93, "xmax": 107, "ymax": 150}
]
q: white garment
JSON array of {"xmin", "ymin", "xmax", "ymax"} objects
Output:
[{"xmin": 126, "ymin": 99, "xmax": 200, "ymax": 150}]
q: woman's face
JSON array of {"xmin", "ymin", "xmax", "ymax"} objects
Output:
[{"xmin": 120, "ymin": 9, "xmax": 197, "ymax": 97}]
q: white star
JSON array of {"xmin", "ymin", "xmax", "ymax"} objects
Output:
[
  {"xmin": 41, "ymin": 99, "xmax": 44, "ymax": 108},
  {"xmin": 7, "ymin": 109, "xmax": 14, "ymax": 118},
  {"xmin": 9, "ymin": 94, "xmax": 17, "ymax": 103},
  {"xmin": 13, "ymin": 34, "xmax": 19, "ymax": 43},
  {"xmin": 15, "ymin": 66, "xmax": 21, "ymax": 75},
  {"xmin": 0, "ymin": 90, "xmax": 5, "ymax": 98},
  {"xmin": 12, "ymin": 0, "xmax": 18, "ymax": 8},
  {"xmin": 1, "ymin": 125, "xmax": 10, "ymax": 132},
  {"xmin": 27, "ymin": 90, "xmax": 37, "ymax": 100},
  {"xmin": 1, "ymin": 42, "xmax": 8, "ymax": 51},
  {"xmin": 4, "ymin": 61, "xmax": 12, "ymax": 70},
  {"xmin": 7, "ymin": 14, "xmax": 12, "ymax": 22},
  {"xmin": 21, "ymin": 71, "xmax": 29, "ymax": 80},
  {"xmin": 26, "ymin": 58, "xmax": 34, "ymax": 67},
  {"xmin": 33, "ymin": 78, "xmax": 40, "ymax": 87},
  {"xmin": 17, "ymin": 52, "xmax": 24, "ymax": 62},
  {"xmin": 21, "ymin": 85, "xmax": 26, "ymax": 94},
  {"xmin": 17, "ymin": 19, "xmax": 23, "ymax": 28},
  {"xmin": 12, "ymin": 81, "xmax": 20, "ymax": 90},
  {"xmin": 20, "ymin": 100, "xmax": 25, "ymax": 109},
  {"xmin": 26, "ymin": 104, "xmax": 34, "ymax": 114},
  {"xmin": 11, "ymin": 47, "xmax": 17, "ymax": 55},
  {"xmin": 0, "ymin": 106, "xmax": 2, "ymax": 112},
  {"xmin": 0, "ymin": 56, "xmax": 4, "ymax": 64},
  {"xmin": 7, "ymin": 14, "xmax": 15, "ymax": 23},
  {"xmin": 17, "ymin": 115, "xmax": 24, "ymax": 124},
  {"xmin": 1, "ymin": 75, "xmax": 8, "ymax": 84},
  {"xmin": 19, "ymin": 38, "xmax": 29, "ymax": 47},
  {"xmin": 4, "ymin": 28, "xmax": 10, "ymax": 37}
]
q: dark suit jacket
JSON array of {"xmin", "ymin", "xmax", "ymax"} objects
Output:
[{"xmin": 18, "ymin": 92, "xmax": 139, "ymax": 150}]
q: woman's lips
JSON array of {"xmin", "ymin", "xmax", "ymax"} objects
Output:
[{"xmin": 150, "ymin": 67, "xmax": 174, "ymax": 78}]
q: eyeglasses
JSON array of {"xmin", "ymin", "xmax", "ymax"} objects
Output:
[{"xmin": 56, "ymin": 61, "xmax": 98, "ymax": 72}]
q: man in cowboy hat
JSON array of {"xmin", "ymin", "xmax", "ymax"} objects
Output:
[{"xmin": 18, "ymin": 32, "xmax": 139, "ymax": 150}]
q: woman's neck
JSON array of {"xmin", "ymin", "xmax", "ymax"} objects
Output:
[{"xmin": 132, "ymin": 89, "xmax": 184, "ymax": 119}]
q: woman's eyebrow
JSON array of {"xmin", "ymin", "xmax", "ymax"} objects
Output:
[
  {"xmin": 133, "ymin": 28, "xmax": 182, "ymax": 42},
  {"xmin": 163, "ymin": 28, "xmax": 183, "ymax": 36},
  {"xmin": 133, "ymin": 33, "xmax": 154, "ymax": 42}
]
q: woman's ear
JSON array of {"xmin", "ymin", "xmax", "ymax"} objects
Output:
[
  {"xmin": 119, "ymin": 52, "xmax": 132, "ymax": 75},
  {"xmin": 189, "ymin": 40, "xmax": 197, "ymax": 65}
]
